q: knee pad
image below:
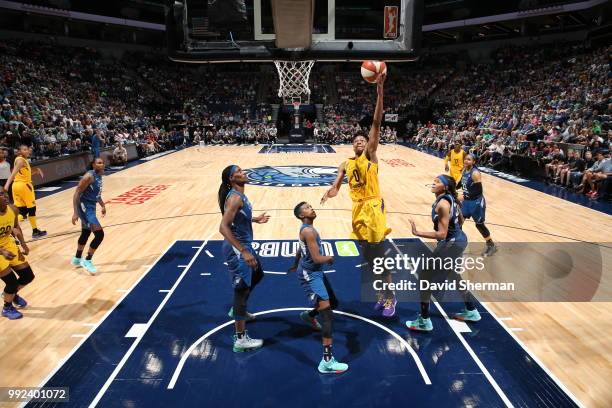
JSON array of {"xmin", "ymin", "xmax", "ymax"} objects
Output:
[
  {"xmin": 1, "ymin": 272, "xmax": 19, "ymax": 294},
  {"xmin": 90, "ymin": 229, "xmax": 105, "ymax": 249},
  {"xmin": 16, "ymin": 266, "xmax": 34, "ymax": 286},
  {"xmin": 18, "ymin": 207, "xmax": 28, "ymax": 219},
  {"xmin": 475, "ymin": 223, "xmax": 491, "ymax": 238},
  {"xmin": 27, "ymin": 207, "xmax": 36, "ymax": 217},
  {"xmin": 233, "ymin": 287, "xmax": 251, "ymax": 320},
  {"xmin": 78, "ymin": 229, "xmax": 92, "ymax": 246},
  {"xmin": 319, "ymin": 307, "xmax": 333, "ymax": 338}
]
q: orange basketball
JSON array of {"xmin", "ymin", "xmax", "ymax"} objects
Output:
[{"xmin": 361, "ymin": 60, "xmax": 387, "ymax": 83}]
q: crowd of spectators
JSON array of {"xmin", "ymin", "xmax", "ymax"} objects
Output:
[
  {"xmin": 0, "ymin": 39, "xmax": 164, "ymax": 160},
  {"xmin": 1, "ymin": 40, "xmax": 276, "ymax": 161},
  {"xmin": 2, "ymin": 38, "xmax": 609, "ymax": 199},
  {"xmin": 409, "ymin": 43, "xmax": 611, "ymax": 199},
  {"xmin": 313, "ymin": 122, "xmax": 397, "ymax": 145}
]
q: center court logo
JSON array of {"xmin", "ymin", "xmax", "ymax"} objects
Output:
[{"xmin": 244, "ymin": 165, "xmax": 346, "ymax": 187}]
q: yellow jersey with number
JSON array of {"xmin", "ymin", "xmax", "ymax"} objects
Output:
[
  {"xmin": 0, "ymin": 206, "xmax": 16, "ymax": 247},
  {"xmin": 346, "ymin": 153, "xmax": 380, "ymax": 202},
  {"xmin": 448, "ymin": 149, "xmax": 465, "ymax": 170},
  {"xmin": 447, "ymin": 149, "xmax": 465, "ymax": 183},
  {"xmin": 14, "ymin": 156, "xmax": 32, "ymax": 184}
]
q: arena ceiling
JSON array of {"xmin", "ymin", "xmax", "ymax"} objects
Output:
[{"xmin": 5, "ymin": 0, "xmax": 610, "ymax": 46}]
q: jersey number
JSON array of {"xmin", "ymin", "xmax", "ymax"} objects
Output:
[
  {"xmin": 0, "ymin": 225, "xmax": 12, "ymax": 236},
  {"xmin": 352, "ymin": 169, "xmax": 361, "ymax": 182}
]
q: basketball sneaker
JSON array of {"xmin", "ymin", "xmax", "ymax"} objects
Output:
[
  {"xmin": 300, "ymin": 311, "xmax": 322, "ymax": 330},
  {"xmin": 406, "ymin": 315, "xmax": 433, "ymax": 332},
  {"xmin": 2, "ymin": 305, "xmax": 23, "ymax": 320},
  {"xmin": 318, "ymin": 357, "xmax": 348, "ymax": 374},
  {"xmin": 482, "ymin": 241, "xmax": 498, "ymax": 257},
  {"xmin": 228, "ymin": 307, "xmax": 255, "ymax": 321},
  {"xmin": 81, "ymin": 259, "xmax": 97, "ymax": 274},
  {"xmin": 12, "ymin": 294, "xmax": 27, "ymax": 308},
  {"xmin": 71, "ymin": 256, "xmax": 82, "ymax": 267},
  {"xmin": 382, "ymin": 296, "xmax": 397, "ymax": 317},
  {"xmin": 453, "ymin": 308, "xmax": 481, "ymax": 322},
  {"xmin": 232, "ymin": 331, "xmax": 263, "ymax": 353},
  {"xmin": 32, "ymin": 229, "xmax": 47, "ymax": 239}
]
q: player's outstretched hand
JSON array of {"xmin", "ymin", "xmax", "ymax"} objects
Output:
[
  {"xmin": 288, "ymin": 264, "xmax": 298, "ymax": 273},
  {"xmin": 408, "ymin": 219, "xmax": 419, "ymax": 236},
  {"xmin": 253, "ymin": 212, "xmax": 270, "ymax": 224},
  {"xmin": 320, "ymin": 187, "xmax": 338, "ymax": 205},
  {"xmin": 71, "ymin": 213, "xmax": 79, "ymax": 225},
  {"xmin": 21, "ymin": 243, "xmax": 29, "ymax": 256}
]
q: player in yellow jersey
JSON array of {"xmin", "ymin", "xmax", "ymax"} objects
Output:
[
  {"xmin": 3, "ymin": 145, "xmax": 47, "ymax": 239},
  {"xmin": 0, "ymin": 189, "xmax": 35, "ymax": 320},
  {"xmin": 320, "ymin": 73, "xmax": 396, "ymax": 317},
  {"xmin": 444, "ymin": 143, "xmax": 466, "ymax": 186}
]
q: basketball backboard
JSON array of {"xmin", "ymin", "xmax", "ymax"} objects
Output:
[{"xmin": 166, "ymin": 0, "xmax": 422, "ymax": 63}]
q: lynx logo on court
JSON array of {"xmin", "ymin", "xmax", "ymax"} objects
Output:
[{"xmin": 244, "ymin": 166, "xmax": 346, "ymax": 187}]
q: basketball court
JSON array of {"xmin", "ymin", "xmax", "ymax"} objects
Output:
[
  {"xmin": 0, "ymin": 144, "xmax": 608, "ymax": 407},
  {"xmin": 0, "ymin": 0, "xmax": 610, "ymax": 407}
]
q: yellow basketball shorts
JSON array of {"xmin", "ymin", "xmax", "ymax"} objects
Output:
[
  {"xmin": 350, "ymin": 198, "xmax": 391, "ymax": 243},
  {"xmin": 450, "ymin": 167, "xmax": 463, "ymax": 184},
  {"xmin": 0, "ymin": 239, "xmax": 28, "ymax": 271},
  {"xmin": 12, "ymin": 182, "xmax": 35, "ymax": 208}
]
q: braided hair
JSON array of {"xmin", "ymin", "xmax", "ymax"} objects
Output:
[{"xmin": 218, "ymin": 165, "xmax": 235, "ymax": 214}]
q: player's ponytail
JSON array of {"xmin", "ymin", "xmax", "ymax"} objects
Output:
[
  {"xmin": 440, "ymin": 174, "xmax": 461, "ymax": 207},
  {"xmin": 218, "ymin": 165, "xmax": 234, "ymax": 214}
]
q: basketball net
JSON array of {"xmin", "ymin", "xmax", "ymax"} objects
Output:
[{"xmin": 273, "ymin": 60, "xmax": 315, "ymax": 105}]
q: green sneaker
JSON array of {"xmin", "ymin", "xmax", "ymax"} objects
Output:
[
  {"xmin": 232, "ymin": 331, "xmax": 263, "ymax": 353},
  {"xmin": 300, "ymin": 311, "xmax": 322, "ymax": 331},
  {"xmin": 228, "ymin": 307, "xmax": 255, "ymax": 321},
  {"xmin": 453, "ymin": 308, "xmax": 481, "ymax": 322},
  {"xmin": 80, "ymin": 259, "xmax": 97, "ymax": 274},
  {"xmin": 406, "ymin": 315, "xmax": 433, "ymax": 332},
  {"xmin": 318, "ymin": 357, "xmax": 348, "ymax": 374},
  {"xmin": 71, "ymin": 256, "xmax": 82, "ymax": 267}
]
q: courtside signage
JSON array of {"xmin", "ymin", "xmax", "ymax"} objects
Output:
[{"xmin": 107, "ymin": 185, "xmax": 171, "ymax": 205}]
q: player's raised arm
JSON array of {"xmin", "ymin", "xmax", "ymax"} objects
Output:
[
  {"xmin": 320, "ymin": 161, "xmax": 346, "ymax": 205},
  {"xmin": 410, "ymin": 200, "xmax": 451, "ymax": 241},
  {"xmin": 366, "ymin": 72, "xmax": 386, "ymax": 162}
]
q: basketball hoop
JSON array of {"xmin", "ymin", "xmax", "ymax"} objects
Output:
[{"xmin": 274, "ymin": 60, "xmax": 315, "ymax": 105}]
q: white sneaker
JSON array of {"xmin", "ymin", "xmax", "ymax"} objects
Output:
[{"xmin": 232, "ymin": 331, "xmax": 263, "ymax": 353}]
